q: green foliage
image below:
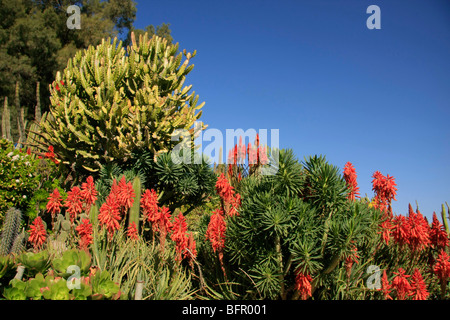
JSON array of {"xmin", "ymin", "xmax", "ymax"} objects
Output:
[
  {"xmin": 51, "ymin": 249, "xmax": 92, "ymax": 278},
  {"xmin": 91, "ymin": 226, "xmax": 195, "ymax": 300},
  {"xmin": 0, "ymin": 0, "xmax": 139, "ymax": 124},
  {"xmin": 0, "ymin": 139, "xmax": 61, "ymax": 226},
  {"xmin": 34, "ymin": 32, "xmax": 205, "ymax": 179},
  {"xmin": 223, "ymin": 149, "xmax": 379, "ymax": 299},
  {"xmin": 0, "ymin": 255, "xmax": 14, "ymax": 279},
  {"xmin": 0, "ymin": 140, "xmax": 39, "ymax": 219},
  {"xmin": 17, "ymin": 250, "xmax": 51, "ymax": 277},
  {"xmin": 2, "ymin": 270, "xmax": 120, "ymax": 300}
]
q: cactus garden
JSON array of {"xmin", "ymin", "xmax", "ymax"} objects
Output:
[{"xmin": 0, "ymin": 1, "xmax": 449, "ymax": 304}]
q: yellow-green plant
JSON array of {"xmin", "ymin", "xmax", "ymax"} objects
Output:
[{"xmin": 34, "ymin": 32, "xmax": 205, "ymax": 177}]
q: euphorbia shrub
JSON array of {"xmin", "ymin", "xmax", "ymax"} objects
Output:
[{"xmin": 223, "ymin": 150, "xmax": 379, "ymax": 299}]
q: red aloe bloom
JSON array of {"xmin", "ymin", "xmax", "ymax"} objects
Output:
[
  {"xmin": 343, "ymin": 162, "xmax": 360, "ymax": 201},
  {"xmin": 378, "ymin": 217, "xmax": 394, "ymax": 245},
  {"xmin": 117, "ymin": 176, "xmax": 135, "ymax": 212},
  {"xmin": 81, "ymin": 176, "xmax": 97, "ymax": 211},
  {"xmin": 294, "ymin": 271, "xmax": 313, "ymax": 300},
  {"xmin": 65, "ymin": 186, "xmax": 83, "ymax": 224},
  {"xmin": 206, "ymin": 209, "xmax": 226, "ymax": 253},
  {"xmin": 392, "ymin": 268, "xmax": 412, "ymax": 300},
  {"xmin": 215, "ymin": 174, "xmax": 241, "ymax": 216},
  {"xmin": 127, "ymin": 222, "xmax": 139, "ymax": 241},
  {"xmin": 98, "ymin": 191, "xmax": 121, "ymax": 238},
  {"xmin": 28, "ymin": 216, "xmax": 47, "ymax": 249},
  {"xmin": 392, "ymin": 215, "xmax": 410, "ymax": 247},
  {"xmin": 76, "ymin": 218, "xmax": 93, "ymax": 250},
  {"xmin": 372, "ymin": 171, "xmax": 397, "ymax": 215},
  {"xmin": 46, "ymin": 188, "xmax": 62, "ymax": 219},
  {"xmin": 430, "ymin": 212, "xmax": 449, "ymax": 249},
  {"xmin": 216, "ymin": 173, "xmax": 234, "ymax": 203},
  {"xmin": 379, "ymin": 270, "xmax": 393, "ymax": 300},
  {"xmin": 409, "ymin": 268, "xmax": 429, "ymax": 300},
  {"xmin": 407, "ymin": 205, "xmax": 431, "ymax": 252},
  {"xmin": 434, "ymin": 249, "xmax": 450, "ymax": 283},
  {"xmin": 171, "ymin": 212, "xmax": 189, "ymax": 261},
  {"xmin": 141, "ymin": 189, "xmax": 159, "ymax": 228}
]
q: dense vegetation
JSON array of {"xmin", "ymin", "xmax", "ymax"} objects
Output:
[{"xmin": 0, "ymin": 3, "xmax": 449, "ymax": 300}]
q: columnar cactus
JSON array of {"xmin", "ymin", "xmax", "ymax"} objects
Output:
[
  {"xmin": 34, "ymin": 32, "xmax": 206, "ymax": 175},
  {"xmin": 0, "ymin": 207, "xmax": 22, "ymax": 255}
]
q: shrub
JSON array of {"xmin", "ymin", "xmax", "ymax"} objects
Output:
[{"xmin": 35, "ymin": 33, "xmax": 206, "ymax": 179}]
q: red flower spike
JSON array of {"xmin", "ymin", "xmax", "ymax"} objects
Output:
[
  {"xmin": 205, "ymin": 209, "xmax": 226, "ymax": 253},
  {"xmin": 392, "ymin": 215, "xmax": 410, "ymax": 247},
  {"xmin": 28, "ymin": 216, "xmax": 47, "ymax": 249},
  {"xmin": 392, "ymin": 268, "xmax": 412, "ymax": 300},
  {"xmin": 409, "ymin": 268, "xmax": 429, "ymax": 300},
  {"xmin": 141, "ymin": 189, "xmax": 159, "ymax": 229},
  {"xmin": 430, "ymin": 212, "xmax": 449, "ymax": 249},
  {"xmin": 65, "ymin": 186, "xmax": 83, "ymax": 224},
  {"xmin": 46, "ymin": 188, "xmax": 63, "ymax": 219},
  {"xmin": 378, "ymin": 217, "xmax": 393, "ymax": 246},
  {"xmin": 407, "ymin": 206, "xmax": 431, "ymax": 252},
  {"xmin": 127, "ymin": 222, "xmax": 139, "ymax": 241},
  {"xmin": 434, "ymin": 249, "xmax": 450, "ymax": 284},
  {"xmin": 76, "ymin": 218, "xmax": 93, "ymax": 250},
  {"xmin": 98, "ymin": 190, "xmax": 121, "ymax": 238},
  {"xmin": 294, "ymin": 271, "xmax": 313, "ymax": 300},
  {"xmin": 343, "ymin": 162, "xmax": 360, "ymax": 201},
  {"xmin": 117, "ymin": 176, "xmax": 135, "ymax": 212},
  {"xmin": 379, "ymin": 270, "xmax": 393, "ymax": 300},
  {"xmin": 80, "ymin": 176, "xmax": 97, "ymax": 211}
]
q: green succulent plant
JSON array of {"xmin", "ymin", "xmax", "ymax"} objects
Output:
[
  {"xmin": 51, "ymin": 249, "xmax": 91, "ymax": 278},
  {"xmin": 3, "ymin": 278, "xmax": 27, "ymax": 300},
  {"xmin": 90, "ymin": 270, "xmax": 121, "ymax": 300},
  {"xmin": 33, "ymin": 32, "xmax": 206, "ymax": 180},
  {"xmin": 17, "ymin": 250, "xmax": 51, "ymax": 276}
]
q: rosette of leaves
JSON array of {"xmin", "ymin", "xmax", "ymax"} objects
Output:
[
  {"xmin": 51, "ymin": 249, "xmax": 91, "ymax": 278},
  {"xmin": 17, "ymin": 250, "xmax": 51, "ymax": 277},
  {"xmin": 224, "ymin": 150, "xmax": 378, "ymax": 299},
  {"xmin": 33, "ymin": 32, "xmax": 206, "ymax": 179}
]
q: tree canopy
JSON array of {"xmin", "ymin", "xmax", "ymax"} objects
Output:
[{"xmin": 0, "ymin": 0, "xmax": 173, "ymax": 142}]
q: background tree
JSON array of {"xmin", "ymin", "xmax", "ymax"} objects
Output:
[{"xmin": 0, "ymin": 0, "xmax": 172, "ymax": 142}]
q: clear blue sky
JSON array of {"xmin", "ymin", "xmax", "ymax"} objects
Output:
[{"xmin": 133, "ymin": 0, "xmax": 450, "ymax": 220}]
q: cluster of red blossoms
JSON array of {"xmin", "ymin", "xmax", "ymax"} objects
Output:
[
  {"xmin": 227, "ymin": 135, "xmax": 269, "ymax": 181},
  {"xmin": 98, "ymin": 176, "xmax": 135, "ymax": 238},
  {"xmin": 28, "ymin": 216, "xmax": 47, "ymax": 250},
  {"xmin": 294, "ymin": 271, "xmax": 313, "ymax": 300},
  {"xmin": 140, "ymin": 188, "xmax": 197, "ymax": 263},
  {"xmin": 372, "ymin": 171, "xmax": 398, "ymax": 215},
  {"xmin": 379, "ymin": 204, "xmax": 448, "ymax": 252},
  {"xmin": 206, "ymin": 174, "xmax": 242, "ymax": 278},
  {"xmin": 343, "ymin": 162, "xmax": 360, "ymax": 201},
  {"xmin": 380, "ymin": 268, "xmax": 429, "ymax": 300}
]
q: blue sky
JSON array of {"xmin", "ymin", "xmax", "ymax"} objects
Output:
[{"xmin": 133, "ymin": 0, "xmax": 450, "ymax": 220}]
